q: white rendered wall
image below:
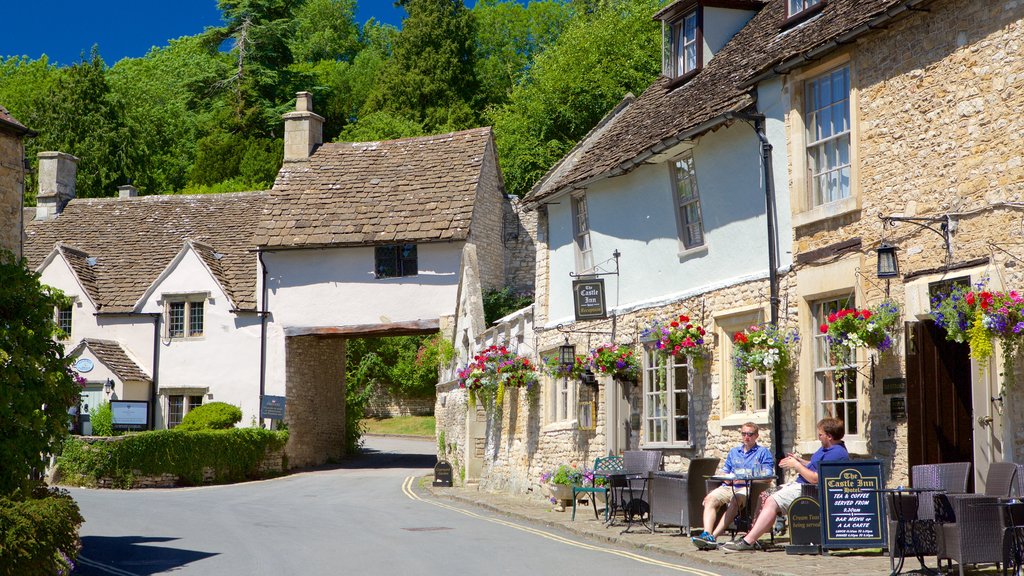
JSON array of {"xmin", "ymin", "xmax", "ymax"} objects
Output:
[
  {"xmin": 546, "ymin": 122, "xmax": 781, "ymax": 325},
  {"xmin": 757, "ymin": 75, "xmax": 793, "ymax": 269},
  {"xmin": 703, "ymin": 7, "xmax": 758, "ymax": 62}
]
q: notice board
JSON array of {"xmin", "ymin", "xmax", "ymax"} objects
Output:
[{"xmin": 819, "ymin": 460, "xmax": 887, "ymax": 550}]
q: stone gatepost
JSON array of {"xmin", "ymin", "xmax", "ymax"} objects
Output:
[{"xmin": 284, "ymin": 335, "xmax": 346, "ymax": 468}]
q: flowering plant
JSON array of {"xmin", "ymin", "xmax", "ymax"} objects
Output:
[
  {"xmin": 732, "ymin": 323, "xmax": 799, "ymax": 397},
  {"xmin": 931, "ymin": 283, "xmax": 1024, "ymax": 386},
  {"xmin": 819, "ymin": 300, "xmax": 901, "ymax": 362},
  {"xmin": 457, "ymin": 344, "xmax": 538, "ymax": 409},
  {"xmin": 540, "ymin": 464, "xmax": 585, "ymax": 486},
  {"xmin": 640, "ymin": 314, "xmax": 709, "ymax": 366},
  {"xmin": 589, "ymin": 343, "xmax": 640, "ymax": 381},
  {"xmin": 543, "ymin": 353, "xmax": 588, "ymax": 380}
]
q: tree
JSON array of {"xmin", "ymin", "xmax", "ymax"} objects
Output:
[
  {"xmin": 289, "ymin": 0, "xmax": 360, "ymax": 63},
  {"xmin": 362, "ymin": 0, "xmax": 479, "ymax": 133},
  {"xmin": 488, "ymin": 0, "xmax": 663, "ymax": 197},
  {"xmin": 0, "ymin": 252, "xmax": 80, "ymax": 495}
]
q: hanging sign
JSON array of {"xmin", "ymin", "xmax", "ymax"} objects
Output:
[
  {"xmin": 573, "ymin": 279, "xmax": 607, "ymax": 321},
  {"xmin": 819, "ymin": 460, "xmax": 887, "ymax": 550}
]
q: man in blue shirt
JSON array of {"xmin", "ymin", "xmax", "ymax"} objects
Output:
[
  {"xmin": 722, "ymin": 417, "xmax": 849, "ymax": 552},
  {"xmin": 692, "ymin": 422, "xmax": 774, "ymax": 550}
]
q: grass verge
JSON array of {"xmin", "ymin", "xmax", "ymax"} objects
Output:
[{"xmin": 361, "ymin": 415, "xmax": 435, "ymax": 437}]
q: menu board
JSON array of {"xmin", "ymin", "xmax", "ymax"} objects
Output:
[{"xmin": 819, "ymin": 460, "xmax": 887, "ymax": 549}]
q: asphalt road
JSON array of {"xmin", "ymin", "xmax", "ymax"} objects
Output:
[{"xmin": 69, "ymin": 436, "xmax": 744, "ymax": 576}]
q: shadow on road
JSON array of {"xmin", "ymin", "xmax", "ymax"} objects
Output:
[
  {"xmin": 74, "ymin": 535, "xmax": 216, "ymax": 575},
  {"xmin": 339, "ymin": 445, "xmax": 437, "ymax": 470}
]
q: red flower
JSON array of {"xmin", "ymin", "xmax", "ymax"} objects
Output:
[
  {"xmin": 820, "ymin": 323, "xmax": 829, "ymax": 334},
  {"xmin": 861, "ymin": 310, "xmax": 872, "ymax": 320},
  {"xmin": 966, "ymin": 292, "xmax": 975, "ymax": 306},
  {"xmin": 682, "ymin": 337, "xmax": 694, "ymax": 347},
  {"xmin": 522, "ymin": 359, "xmax": 530, "ymax": 366},
  {"xmin": 734, "ymin": 332, "xmax": 749, "ymax": 344},
  {"xmin": 670, "ymin": 321, "xmax": 679, "ymax": 328},
  {"xmin": 685, "ymin": 324, "xmax": 693, "ymax": 330},
  {"xmin": 698, "ymin": 327, "xmax": 706, "ymax": 335},
  {"xmin": 679, "ymin": 315, "xmax": 690, "ymax": 322},
  {"xmin": 828, "ymin": 312, "xmax": 838, "ymax": 323}
]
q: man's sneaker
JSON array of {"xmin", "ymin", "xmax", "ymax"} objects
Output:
[
  {"xmin": 691, "ymin": 531, "xmax": 717, "ymax": 550},
  {"xmin": 721, "ymin": 539, "xmax": 758, "ymax": 553}
]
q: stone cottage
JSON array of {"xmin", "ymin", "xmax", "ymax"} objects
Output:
[{"xmin": 0, "ymin": 104, "xmax": 31, "ymax": 258}]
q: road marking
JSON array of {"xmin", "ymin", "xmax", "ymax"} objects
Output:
[
  {"xmin": 402, "ymin": 476, "xmax": 725, "ymax": 576},
  {"xmin": 75, "ymin": 554, "xmax": 140, "ymax": 576}
]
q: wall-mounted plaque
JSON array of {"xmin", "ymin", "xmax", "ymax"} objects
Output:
[
  {"xmin": 890, "ymin": 397, "xmax": 907, "ymax": 421},
  {"xmin": 260, "ymin": 395, "xmax": 286, "ymax": 420},
  {"xmin": 882, "ymin": 377, "xmax": 906, "ymax": 395}
]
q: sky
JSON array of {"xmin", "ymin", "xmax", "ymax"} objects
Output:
[{"xmin": 0, "ymin": 1, "xmax": 409, "ymax": 66}]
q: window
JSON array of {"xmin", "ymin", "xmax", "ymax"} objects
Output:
[
  {"xmin": 375, "ymin": 244, "xmax": 418, "ymax": 278},
  {"xmin": 787, "ymin": 0, "xmax": 824, "ymax": 20},
  {"xmin": 166, "ymin": 393, "xmax": 204, "ymax": 429},
  {"xmin": 805, "ymin": 66, "xmax": 851, "ymax": 207},
  {"xmin": 642, "ymin": 348, "xmax": 691, "ymax": 446},
  {"xmin": 546, "ymin": 367, "xmax": 577, "ymax": 425},
  {"xmin": 571, "ymin": 194, "xmax": 594, "ymax": 273},
  {"xmin": 812, "ymin": 296, "xmax": 858, "ymax": 436},
  {"xmin": 670, "ymin": 9, "xmax": 699, "ymax": 78},
  {"xmin": 56, "ymin": 303, "xmax": 73, "ymax": 339},
  {"xmin": 167, "ymin": 299, "xmax": 204, "ymax": 339},
  {"xmin": 673, "ymin": 151, "xmax": 705, "ymax": 249},
  {"xmin": 577, "ymin": 384, "xmax": 596, "ymax": 431},
  {"xmin": 726, "ymin": 328, "xmax": 769, "ymax": 414}
]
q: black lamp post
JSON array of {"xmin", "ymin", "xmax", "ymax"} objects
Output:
[{"xmin": 877, "ymin": 243, "xmax": 899, "ymax": 278}]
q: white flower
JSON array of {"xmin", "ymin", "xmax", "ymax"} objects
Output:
[{"xmin": 762, "ymin": 348, "xmax": 780, "ymax": 368}]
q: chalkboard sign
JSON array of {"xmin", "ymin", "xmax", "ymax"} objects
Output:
[
  {"xmin": 786, "ymin": 496, "xmax": 822, "ymax": 555},
  {"xmin": 433, "ymin": 460, "xmax": 453, "ymax": 487},
  {"xmin": 819, "ymin": 460, "xmax": 887, "ymax": 549}
]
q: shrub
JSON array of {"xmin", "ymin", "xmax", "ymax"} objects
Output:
[
  {"xmin": 89, "ymin": 401, "xmax": 113, "ymax": 436},
  {"xmin": 56, "ymin": 428, "xmax": 288, "ymax": 488},
  {"xmin": 482, "ymin": 287, "xmax": 533, "ymax": 325},
  {"xmin": 0, "ymin": 487, "xmax": 83, "ymax": 576},
  {"xmin": 176, "ymin": 402, "xmax": 242, "ymax": 431}
]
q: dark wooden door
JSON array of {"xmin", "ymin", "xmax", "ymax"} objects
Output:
[{"xmin": 905, "ymin": 320, "xmax": 974, "ymax": 484}]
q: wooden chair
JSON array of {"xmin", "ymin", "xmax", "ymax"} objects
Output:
[{"xmin": 572, "ymin": 455, "xmax": 622, "ymax": 521}]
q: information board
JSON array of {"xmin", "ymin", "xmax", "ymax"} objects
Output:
[
  {"xmin": 111, "ymin": 400, "xmax": 149, "ymax": 431},
  {"xmin": 260, "ymin": 395, "xmax": 286, "ymax": 420},
  {"xmin": 819, "ymin": 460, "xmax": 887, "ymax": 549}
]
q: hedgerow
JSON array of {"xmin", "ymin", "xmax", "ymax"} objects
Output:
[{"xmin": 56, "ymin": 428, "xmax": 288, "ymax": 488}]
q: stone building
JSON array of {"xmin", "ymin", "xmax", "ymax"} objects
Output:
[
  {"xmin": 0, "ymin": 104, "xmax": 31, "ymax": 258},
  {"xmin": 436, "ymin": 0, "xmax": 1024, "ymax": 496}
]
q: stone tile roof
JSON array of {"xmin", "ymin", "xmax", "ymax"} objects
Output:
[
  {"xmin": 57, "ymin": 244, "xmax": 101, "ymax": 306},
  {"xmin": 537, "ymin": 0, "xmax": 921, "ymax": 199},
  {"xmin": 0, "ymin": 104, "xmax": 29, "ymax": 134},
  {"xmin": 77, "ymin": 338, "xmax": 151, "ymax": 383},
  {"xmin": 257, "ymin": 127, "xmax": 494, "ymax": 248},
  {"xmin": 24, "ymin": 192, "xmax": 268, "ymax": 312}
]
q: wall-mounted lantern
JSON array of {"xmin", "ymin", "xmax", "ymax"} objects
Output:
[{"xmin": 876, "ymin": 242, "xmax": 899, "ymax": 278}]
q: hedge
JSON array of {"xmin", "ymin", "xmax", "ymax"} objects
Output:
[
  {"xmin": 0, "ymin": 488, "xmax": 83, "ymax": 576},
  {"xmin": 176, "ymin": 402, "xmax": 242, "ymax": 430},
  {"xmin": 56, "ymin": 428, "xmax": 288, "ymax": 488}
]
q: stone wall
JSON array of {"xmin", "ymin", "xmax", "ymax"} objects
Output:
[
  {"xmin": 504, "ymin": 197, "xmax": 537, "ymax": 297},
  {"xmin": 364, "ymin": 382, "xmax": 434, "ymax": 418},
  {"xmin": 284, "ymin": 335, "xmax": 347, "ymax": 468},
  {"xmin": 0, "ymin": 128, "xmax": 24, "ymax": 258},
  {"xmin": 471, "ymin": 140, "xmax": 508, "ymax": 293}
]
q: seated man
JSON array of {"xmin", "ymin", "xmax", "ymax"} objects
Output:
[
  {"xmin": 721, "ymin": 417, "xmax": 849, "ymax": 553},
  {"xmin": 692, "ymin": 422, "xmax": 774, "ymax": 550}
]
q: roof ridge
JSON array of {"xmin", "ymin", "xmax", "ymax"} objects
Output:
[
  {"xmin": 70, "ymin": 190, "xmax": 270, "ymax": 204},
  {"xmin": 328, "ymin": 125, "xmax": 493, "ymax": 148}
]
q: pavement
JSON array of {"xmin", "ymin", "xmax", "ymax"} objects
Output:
[{"xmin": 422, "ymin": 480, "xmax": 906, "ymax": 576}]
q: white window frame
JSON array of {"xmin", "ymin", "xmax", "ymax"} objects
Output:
[
  {"xmin": 805, "ymin": 65, "xmax": 851, "ymax": 208},
  {"xmin": 164, "ymin": 391, "xmax": 206, "ymax": 429},
  {"xmin": 811, "ymin": 295, "xmax": 859, "ymax": 438},
  {"xmin": 163, "ymin": 293, "xmax": 208, "ymax": 340},
  {"xmin": 571, "ymin": 193, "xmax": 594, "ymax": 274},
  {"xmin": 545, "ymin": 369, "xmax": 578, "ymax": 426},
  {"xmin": 672, "ymin": 150, "xmax": 705, "ymax": 251},
  {"xmin": 641, "ymin": 347, "xmax": 691, "ymax": 448},
  {"xmin": 56, "ymin": 301, "xmax": 74, "ymax": 340},
  {"xmin": 671, "ymin": 9, "xmax": 699, "ymax": 78},
  {"xmin": 787, "ymin": 0, "xmax": 823, "ymax": 19}
]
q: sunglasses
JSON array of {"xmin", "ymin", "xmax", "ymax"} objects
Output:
[{"xmin": 740, "ymin": 431, "xmax": 757, "ymax": 437}]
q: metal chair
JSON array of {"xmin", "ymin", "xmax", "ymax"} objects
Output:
[
  {"xmin": 649, "ymin": 457, "xmax": 720, "ymax": 535},
  {"xmin": 611, "ymin": 450, "xmax": 662, "ymax": 523},
  {"xmin": 572, "ymin": 455, "xmax": 622, "ymax": 521},
  {"xmin": 936, "ymin": 462, "xmax": 1019, "ymax": 576}
]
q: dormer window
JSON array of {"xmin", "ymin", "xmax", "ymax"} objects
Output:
[
  {"xmin": 786, "ymin": 0, "xmax": 825, "ymax": 23},
  {"xmin": 672, "ymin": 10, "xmax": 700, "ymax": 78}
]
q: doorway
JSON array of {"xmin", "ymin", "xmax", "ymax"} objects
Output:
[{"xmin": 905, "ymin": 319, "xmax": 974, "ymax": 489}]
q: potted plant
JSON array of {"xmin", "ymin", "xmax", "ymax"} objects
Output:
[
  {"xmin": 731, "ymin": 323, "xmax": 799, "ymax": 401},
  {"xmin": 457, "ymin": 344, "xmax": 538, "ymax": 409},
  {"xmin": 589, "ymin": 343, "xmax": 640, "ymax": 382},
  {"xmin": 540, "ymin": 464, "xmax": 585, "ymax": 509},
  {"xmin": 543, "ymin": 353, "xmax": 588, "ymax": 381}
]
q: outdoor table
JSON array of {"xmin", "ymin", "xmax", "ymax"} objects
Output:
[
  {"xmin": 865, "ymin": 487, "xmax": 944, "ymax": 576},
  {"xmin": 970, "ymin": 498, "xmax": 1024, "ymax": 576},
  {"xmin": 596, "ymin": 470, "xmax": 650, "ymax": 533},
  {"xmin": 708, "ymin": 472, "xmax": 775, "ymax": 533}
]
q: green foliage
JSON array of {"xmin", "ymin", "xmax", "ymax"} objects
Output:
[
  {"xmin": 489, "ymin": 0, "xmax": 663, "ymax": 196},
  {"xmin": 335, "ymin": 111, "xmax": 425, "ymax": 142},
  {"xmin": 0, "ymin": 487, "xmax": 83, "ymax": 576},
  {"xmin": 177, "ymin": 402, "xmax": 243, "ymax": 431},
  {"xmin": 347, "ymin": 335, "xmax": 442, "ymax": 399},
  {"xmin": 345, "ymin": 376, "xmax": 369, "ymax": 454},
  {"xmin": 483, "ymin": 287, "xmax": 534, "ymax": 325},
  {"xmin": 89, "ymin": 402, "xmax": 113, "ymax": 437},
  {"xmin": 289, "ymin": 0, "xmax": 360, "ymax": 62},
  {"xmin": 56, "ymin": 428, "xmax": 288, "ymax": 488},
  {"xmin": 0, "ymin": 252, "xmax": 80, "ymax": 495}
]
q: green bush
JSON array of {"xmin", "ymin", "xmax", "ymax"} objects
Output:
[
  {"xmin": 0, "ymin": 487, "xmax": 83, "ymax": 576},
  {"xmin": 176, "ymin": 402, "xmax": 242, "ymax": 431},
  {"xmin": 483, "ymin": 287, "xmax": 534, "ymax": 325},
  {"xmin": 56, "ymin": 428, "xmax": 288, "ymax": 488},
  {"xmin": 89, "ymin": 401, "xmax": 113, "ymax": 436}
]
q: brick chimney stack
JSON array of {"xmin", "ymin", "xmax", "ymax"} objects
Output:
[
  {"xmin": 35, "ymin": 151, "xmax": 78, "ymax": 220},
  {"xmin": 118, "ymin": 184, "xmax": 138, "ymax": 198},
  {"xmin": 282, "ymin": 91, "xmax": 324, "ymax": 162}
]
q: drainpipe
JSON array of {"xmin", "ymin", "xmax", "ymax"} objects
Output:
[
  {"xmin": 730, "ymin": 111, "xmax": 784, "ymax": 484},
  {"xmin": 257, "ymin": 249, "xmax": 269, "ymax": 423},
  {"xmin": 143, "ymin": 312, "xmax": 161, "ymax": 430}
]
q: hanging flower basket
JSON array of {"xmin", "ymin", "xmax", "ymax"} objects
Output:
[
  {"xmin": 589, "ymin": 343, "xmax": 640, "ymax": 382},
  {"xmin": 457, "ymin": 344, "xmax": 538, "ymax": 409},
  {"xmin": 731, "ymin": 323, "xmax": 800, "ymax": 401},
  {"xmin": 543, "ymin": 353, "xmax": 588, "ymax": 381},
  {"xmin": 640, "ymin": 314, "xmax": 709, "ymax": 368},
  {"xmin": 931, "ymin": 283, "xmax": 1024, "ymax": 388},
  {"xmin": 820, "ymin": 300, "xmax": 901, "ymax": 362}
]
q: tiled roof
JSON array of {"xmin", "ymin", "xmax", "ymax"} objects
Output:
[
  {"xmin": 540, "ymin": 0, "xmax": 922, "ymax": 198},
  {"xmin": 57, "ymin": 244, "xmax": 101, "ymax": 306},
  {"xmin": 0, "ymin": 104, "xmax": 29, "ymax": 134},
  {"xmin": 257, "ymin": 127, "xmax": 494, "ymax": 248},
  {"xmin": 77, "ymin": 338, "xmax": 151, "ymax": 383},
  {"xmin": 24, "ymin": 192, "xmax": 268, "ymax": 311}
]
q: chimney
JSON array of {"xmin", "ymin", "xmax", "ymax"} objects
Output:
[
  {"xmin": 118, "ymin": 184, "xmax": 138, "ymax": 198},
  {"xmin": 282, "ymin": 91, "xmax": 324, "ymax": 162},
  {"xmin": 35, "ymin": 151, "xmax": 79, "ymax": 220}
]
